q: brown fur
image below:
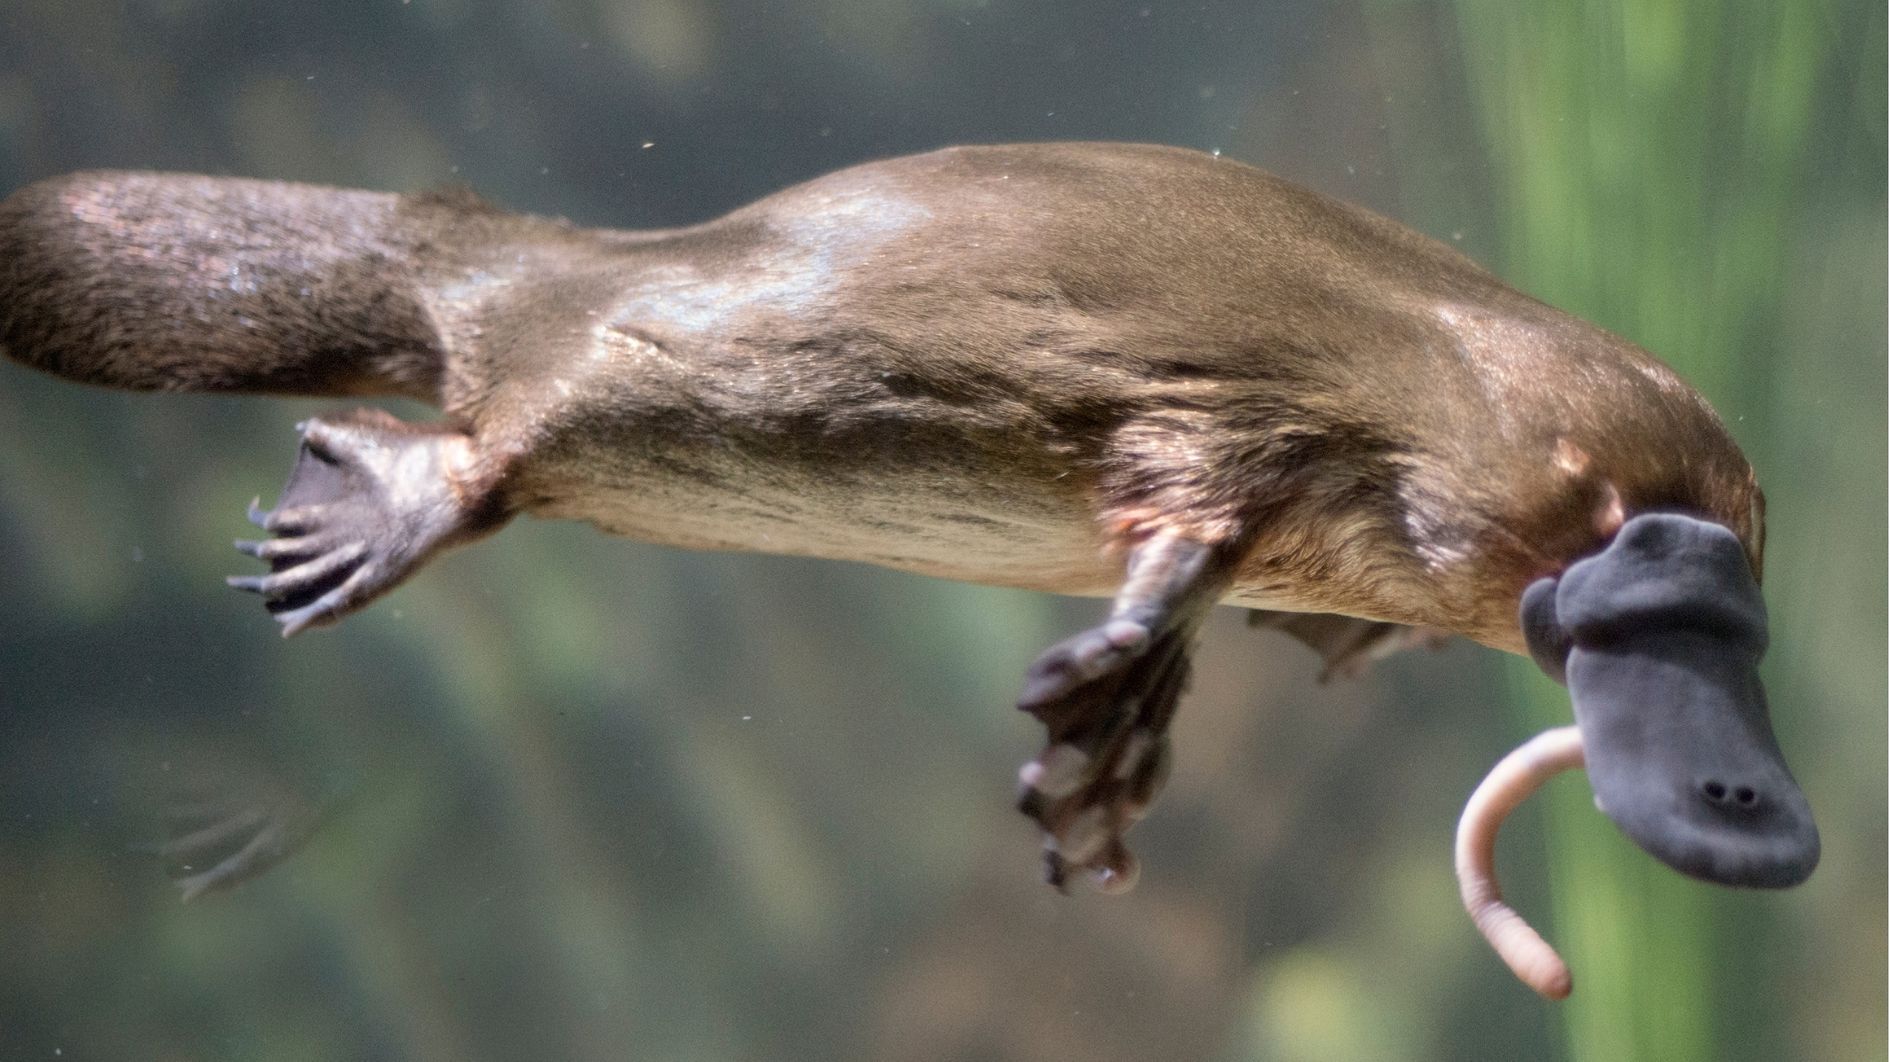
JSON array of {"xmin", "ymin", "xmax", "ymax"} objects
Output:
[{"xmin": 0, "ymin": 143, "xmax": 1761, "ymax": 651}]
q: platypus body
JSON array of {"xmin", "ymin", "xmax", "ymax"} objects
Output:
[{"xmin": 0, "ymin": 144, "xmax": 1817, "ymax": 984}]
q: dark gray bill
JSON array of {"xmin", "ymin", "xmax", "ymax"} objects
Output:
[{"xmin": 1521, "ymin": 512, "xmax": 1819, "ymax": 889}]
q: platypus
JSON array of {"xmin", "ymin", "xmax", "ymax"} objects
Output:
[{"xmin": 0, "ymin": 142, "xmax": 1818, "ymax": 996}]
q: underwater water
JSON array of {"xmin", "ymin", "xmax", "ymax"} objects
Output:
[{"xmin": 0, "ymin": 1, "xmax": 1882, "ymax": 1059}]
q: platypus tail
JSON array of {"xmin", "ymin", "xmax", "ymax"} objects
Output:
[{"xmin": 0, "ymin": 171, "xmax": 451, "ymax": 401}]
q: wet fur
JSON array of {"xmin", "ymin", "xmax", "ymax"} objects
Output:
[{"xmin": 0, "ymin": 143, "xmax": 1762, "ymax": 649}]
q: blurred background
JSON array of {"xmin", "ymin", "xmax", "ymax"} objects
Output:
[{"xmin": 0, "ymin": 1, "xmax": 1881, "ymax": 1059}]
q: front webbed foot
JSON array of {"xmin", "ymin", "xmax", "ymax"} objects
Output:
[
  {"xmin": 229, "ymin": 411, "xmax": 503, "ymax": 635},
  {"xmin": 1014, "ymin": 531, "xmax": 1236, "ymax": 893},
  {"xmin": 1246, "ymin": 610, "xmax": 1451, "ymax": 681},
  {"xmin": 1017, "ymin": 617, "xmax": 1187, "ymax": 893}
]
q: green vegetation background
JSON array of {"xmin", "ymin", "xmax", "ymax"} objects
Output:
[{"xmin": 0, "ymin": 1, "xmax": 1880, "ymax": 1059}]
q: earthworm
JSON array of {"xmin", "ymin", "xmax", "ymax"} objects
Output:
[{"xmin": 1455, "ymin": 724, "xmax": 1585, "ymax": 1000}]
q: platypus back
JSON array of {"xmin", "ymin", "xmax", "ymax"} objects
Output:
[{"xmin": 0, "ymin": 171, "xmax": 459, "ymax": 400}]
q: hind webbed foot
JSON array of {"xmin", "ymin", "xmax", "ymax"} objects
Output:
[{"xmin": 229, "ymin": 412, "xmax": 507, "ymax": 635}]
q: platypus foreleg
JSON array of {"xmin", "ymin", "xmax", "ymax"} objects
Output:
[
  {"xmin": 1015, "ymin": 529, "xmax": 1240, "ymax": 892},
  {"xmin": 228, "ymin": 408, "xmax": 514, "ymax": 635}
]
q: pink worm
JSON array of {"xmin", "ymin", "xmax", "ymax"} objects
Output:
[{"xmin": 1455, "ymin": 725, "xmax": 1586, "ymax": 1000}]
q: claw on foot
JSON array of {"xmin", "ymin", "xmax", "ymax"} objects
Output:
[
  {"xmin": 226, "ymin": 541, "xmax": 367, "ymax": 600},
  {"xmin": 1455, "ymin": 725, "xmax": 1586, "ymax": 1000}
]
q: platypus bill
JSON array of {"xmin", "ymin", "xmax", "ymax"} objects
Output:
[{"xmin": 0, "ymin": 142, "xmax": 1818, "ymax": 996}]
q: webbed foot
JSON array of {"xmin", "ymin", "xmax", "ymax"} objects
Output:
[
  {"xmin": 229, "ymin": 410, "xmax": 506, "ymax": 635},
  {"xmin": 1017, "ymin": 618, "xmax": 1187, "ymax": 893},
  {"xmin": 1014, "ymin": 532, "xmax": 1237, "ymax": 892},
  {"xmin": 1246, "ymin": 610, "xmax": 1451, "ymax": 681}
]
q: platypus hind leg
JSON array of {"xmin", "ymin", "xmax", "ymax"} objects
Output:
[
  {"xmin": 1016, "ymin": 530, "xmax": 1239, "ymax": 892},
  {"xmin": 228, "ymin": 409, "xmax": 513, "ymax": 635}
]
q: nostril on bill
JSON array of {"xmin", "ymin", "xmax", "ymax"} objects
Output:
[{"xmin": 1699, "ymin": 778, "xmax": 1762, "ymax": 811}]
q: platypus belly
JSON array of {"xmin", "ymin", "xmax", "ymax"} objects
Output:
[
  {"xmin": 517, "ymin": 400, "xmax": 1120, "ymax": 596},
  {"xmin": 499, "ymin": 306, "xmax": 1121, "ymax": 594}
]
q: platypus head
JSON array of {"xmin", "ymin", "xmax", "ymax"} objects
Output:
[{"xmin": 1520, "ymin": 512, "xmax": 1819, "ymax": 887}]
